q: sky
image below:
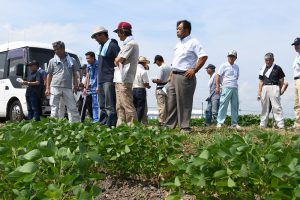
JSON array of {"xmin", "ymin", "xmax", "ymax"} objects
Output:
[{"xmin": 0, "ymin": 0, "xmax": 299, "ymax": 117}]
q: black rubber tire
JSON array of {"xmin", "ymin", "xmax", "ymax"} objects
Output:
[{"xmin": 8, "ymin": 100, "xmax": 24, "ymax": 122}]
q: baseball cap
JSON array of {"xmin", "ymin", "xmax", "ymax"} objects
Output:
[
  {"xmin": 91, "ymin": 26, "xmax": 108, "ymax": 38},
  {"xmin": 227, "ymin": 50, "xmax": 237, "ymax": 57},
  {"xmin": 291, "ymin": 38, "xmax": 300, "ymax": 46},
  {"xmin": 205, "ymin": 64, "xmax": 216, "ymax": 70},
  {"xmin": 113, "ymin": 22, "xmax": 132, "ymax": 33},
  {"xmin": 26, "ymin": 60, "xmax": 39, "ymax": 67},
  {"xmin": 153, "ymin": 55, "xmax": 164, "ymax": 63}
]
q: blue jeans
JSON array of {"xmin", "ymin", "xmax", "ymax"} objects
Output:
[
  {"xmin": 26, "ymin": 95, "xmax": 40, "ymax": 121},
  {"xmin": 132, "ymin": 88, "xmax": 146, "ymax": 122},
  {"xmin": 98, "ymin": 82, "xmax": 117, "ymax": 127},
  {"xmin": 217, "ymin": 87, "xmax": 239, "ymax": 125},
  {"xmin": 91, "ymin": 91, "xmax": 99, "ymax": 123},
  {"xmin": 205, "ymin": 98, "xmax": 220, "ymax": 125}
]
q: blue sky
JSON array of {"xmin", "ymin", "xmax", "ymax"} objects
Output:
[{"xmin": 0, "ymin": 0, "xmax": 299, "ymax": 117}]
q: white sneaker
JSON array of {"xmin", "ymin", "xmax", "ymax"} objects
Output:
[{"xmin": 230, "ymin": 124, "xmax": 242, "ymax": 130}]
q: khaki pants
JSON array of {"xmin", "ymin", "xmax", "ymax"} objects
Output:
[
  {"xmin": 260, "ymin": 85, "xmax": 284, "ymax": 128},
  {"xmin": 115, "ymin": 83, "xmax": 137, "ymax": 126},
  {"xmin": 294, "ymin": 79, "xmax": 300, "ymax": 128},
  {"xmin": 155, "ymin": 89, "xmax": 168, "ymax": 123}
]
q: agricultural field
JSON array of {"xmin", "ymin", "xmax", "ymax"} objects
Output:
[{"xmin": 0, "ymin": 115, "xmax": 299, "ymax": 200}]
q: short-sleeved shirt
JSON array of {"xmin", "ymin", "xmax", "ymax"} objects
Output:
[
  {"xmin": 172, "ymin": 35, "xmax": 207, "ymax": 71},
  {"xmin": 259, "ymin": 64, "xmax": 285, "ymax": 85},
  {"xmin": 293, "ymin": 54, "xmax": 300, "ymax": 78},
  {"xmin": 157, "ymin": 63, "xmax": 172, "ymax": 84},
  {"xmin": 26, "ymin": 71, "xmax": 41, "ymax": 97},
  {"xmin": 47, "ymin": 55, "xmax": 80, "ymax": 89},
  {"xmin": 217, "ymin": 62, "xmax": 239, "ymax": 88},
  {"xmin": 98, "ymin": 39, "xmax": 120, "ymax": 83},
  {"xmin": 114, "ymin": 36, "xmax": 139, "ymax": 83},
  {"xmin": 133, "ymin": 64, "xmax": 149, "ymax": 88}
]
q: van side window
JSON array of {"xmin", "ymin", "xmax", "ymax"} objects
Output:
[
  {"xmin": 8, "ymin": 57, "xmax": 25, "ymax": 77},
  {"xmin": 0, "ymin": 51, "xmax": 7, "ymax": 79}
]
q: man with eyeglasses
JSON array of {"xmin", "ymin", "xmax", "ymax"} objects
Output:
[{"xmin": 45, "ymin": 41, "xmax": 80, "ymax": 123}]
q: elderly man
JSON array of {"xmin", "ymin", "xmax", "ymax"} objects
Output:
[
  {"xmin": 204, "ymin": 64, "xmax": 220, "ymax": 126},
  {"xmin": 152, "ymin": 55, "xmax": 172, "ymax": 126},
  {"xmin": 292, "ymin": 38, "xmax": 300, "ymax": 129},
  {"xmin": 91, "ymin": 26, "xmax": 120, "ymax": 127},
  {"xmin": 166, "ymin": 20, "xmax": 208, "ymax": 133},
  {"xmin": 257, "ymin": 53, "xmax": 285, "ymax": 129},
  {"xmin": 133, "ymin": 56, "xmax": 151, "ymax": 123},
  {"xmin": 216, "ymin": 50, "xmax": 240, "ymax": 129},
  {"xmin": 113, "ymin": 22, "xmax": 139, "ymax": 126},
  {"xmin": 45, "ymin": 41, "xmax": 80, "ymax": 123}
]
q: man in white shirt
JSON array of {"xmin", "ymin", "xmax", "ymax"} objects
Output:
[
  {"xmin": 114, "ymin": 22, "xmax": 139, "ymax": 126},
  {"xmin": 216, "ymin": 50, "xmax": 240, "ymax": 129},
  {"xmin": 152, "ymin": 55, "xmax": 172, "ymax": 126},
  {"xmin": 132, "ymin": 56, "xmax": 151, "ymax": 123},
  {"xmin": 292, "ymin": 37, "xmax": 300, "ymax": 129},
  {"xmin": 166, "ymin": 20, "xmax": 208, "ymax": 133}
]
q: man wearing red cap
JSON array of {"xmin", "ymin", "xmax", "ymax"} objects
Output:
[{"xmin": 113, "ymin": 22, "xmax": 139, "ymax": 126}]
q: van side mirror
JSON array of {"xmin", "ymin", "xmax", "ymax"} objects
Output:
[{"xmin": 16, "ymin": 64, "xmax": 24, "ymax": 76}]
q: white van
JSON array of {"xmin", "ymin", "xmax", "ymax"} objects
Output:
[{"xmin": 0, "ymin": 41, "xmax": 81, "ymax": 121}]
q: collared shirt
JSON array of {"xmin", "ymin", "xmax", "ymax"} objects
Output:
[
  {"xmin": 293, "ymin": 53, "xmax": 300, "ymax": 78},
  {"xmin": 157, "ymin": 63, "xmax": 172, "ymax": 84},
  {"xmin": 26, "ymin": 71, "xmax": 41, "ymax": 97},
  {"xmin": 172, "ymin": 35, "xmax": 207, "ymax": 71},
  {"xmin": 87, "ymin": 60, "xmax": 98, "ymax": 89},
  {"xmin": 114, "ymin": 36, "xmax": 139, "ymax": 83},
  {"xmin": 133, "ymin": 64, "xmax": 149, "ymax": 88},
  {"xmin": 217, "ymin": 62, "xmax": 239, "ymax": 88},
  {"xmin": 47, "ymin": 56, "xmax": 79, "ymax": 89},
  {"xmin": 208, "ymin": 72, "xmax": 220, "ymax": 100},
  {"xmin": 259, "ymin": 64, "xmax": 285, "ymax": 85}
]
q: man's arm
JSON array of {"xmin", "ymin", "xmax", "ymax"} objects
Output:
[
  {"xmin": 257, "ymin": 80, "xmax": 263, "ymax": 98},
  {"xmin": 45, "ymin": 74, "xmax": 52, "ymax": 96},
  {"xmin": 280, "ymin": 80, "xmax": 288, "ymax": 95},
  {"xmin": 185, "ymin": 56, "xmax": 208, "ymax": 78},
  {"xmin": 215, "ymin": 74, "xmax": 221, "ymax": 95},
  {"xmin": 278, "ymin": 78, "xmax": 284, "ymax": 94}
]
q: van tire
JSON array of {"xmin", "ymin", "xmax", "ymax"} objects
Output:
[{"xmin": 8, "ymin": 100, "xmax": 24, "ymax": 122}]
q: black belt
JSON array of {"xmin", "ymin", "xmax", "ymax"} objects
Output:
[
  {"xmin": 264, "ymin": 83, "xmax": 278, "ymax": 86},
  {"xmin": 172, "ymin": 71, "xmax": 186, "ymax": 75},
  {"xmin": 157, "ymin": 82, "xmax": 168, "ymax": 86},
  {"xmin": 295, "ymin": 77, "xmax": 300, "ymax": 80},
  {"xmin": 156, "ymin": 87, "xmax": 163, "ymax": 90}
]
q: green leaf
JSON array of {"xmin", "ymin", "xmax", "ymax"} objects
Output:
[
  {"xmin": 228, "ymin": 177, "xmax": 236, "ymax": 187},
  {"xmin": 174, "ymin": 176, "xmax": 181, "ymax": 187},
  {"xmin": 79, "ymin": 190, "xmax": 91, "ymax": 200},
  {"xmin": 239, "ymin": 164, "xmax": 248, "ymax": 177},
  {"xmin": 16, "ymin": 162, "xmax": 38, "ymax": 173},
  {"xmin": 295, "ymin": 187, "xmax": 300, "ymax": 198},
  {"xmin": 199, "ymin": 149, "xmax": 209, "ymax": 160},
  {"xmin": 213, "ymin": 170, "xmax": 227, "ymax": 178},
  {"xmin": 87, "ymin": 151, "xmax": 103, "ymax": 163},
  {"xmin": 23, "ymin": 149, "xmax": 41, "ymax": 161},
  {"xmin": 42, "ymin": 156, "xmax": 56, "ymax": 164},
  {"xmin": 124, "ymin": 145, "xmax": 130, "ymax": 153},
  {"xmin": 21, "ymin": 123, "xmax": 33, "ymax": 133},
  {"xmin": 191, "ymin": 174, "xmax": 206, "ymax": 187}
]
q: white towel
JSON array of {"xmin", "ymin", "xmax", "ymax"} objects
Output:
[
  {"xmin": 54, "ymin": 53, "xmax": 74, "ymax": 68},
  {"xmin": 100, "ymin": 39, "xmax": 111, "ymax": 56},
  {"xmin": 259, "ymin": 63, "xmax": 274, "ymax": 78},
  {"xmin": 293, "ymin": 55, "xmax": 300, "ymax": 68},
  {"xmin": 123, "ymin": 36, "xmax": 134, "ymax": 45}
]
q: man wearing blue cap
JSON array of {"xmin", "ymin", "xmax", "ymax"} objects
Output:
[
  {"xmin": 292, "ymin": 38, "xmax": 300, "ymax": 129},
  {"xmin": 204, "ymin": 64, "xmax": 220, "ymax": 126}
]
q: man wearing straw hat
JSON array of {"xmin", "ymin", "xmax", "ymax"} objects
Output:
[
  {"xmin": 133, "ymin": 56, "xmax": 151, "ymax": 123},
  {"xmin": 291, "ymin": 38, "xmax": 300, "ymax": 129}
]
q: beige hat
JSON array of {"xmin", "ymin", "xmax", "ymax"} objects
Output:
[
  {"xmin": 91, "ymin": 26, "xmax": 108, "ymax": 38},
  {"xmin": 227, "ymin": 50, "xmax": 237, "ymax": 57},
  {"xmin": 138, "ymin": 56, "xmax": 150, "ymax": 64}
]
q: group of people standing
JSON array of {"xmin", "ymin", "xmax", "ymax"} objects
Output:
[{"xmin": 23, "ymin": 19, "xmax": 300, "ymax": 131}]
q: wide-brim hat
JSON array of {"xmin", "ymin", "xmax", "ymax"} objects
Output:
[
  {"xmin": 91, "ymin": 26, "xmax": 108, "ymax": 38},
  {"xmin": 138, "ymin": 56, "xmax": 150, "ymax": 64}
]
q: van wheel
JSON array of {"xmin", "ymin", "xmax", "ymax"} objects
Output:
[{"xmin": 8, "ymin": 100, "xmax": 24, "ymax": 122}]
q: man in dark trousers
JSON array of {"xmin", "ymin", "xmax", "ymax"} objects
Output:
[{"xmin": 91, "ymin": 26, "xmax": 120, "ymax": 127}]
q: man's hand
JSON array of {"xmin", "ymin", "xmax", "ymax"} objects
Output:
[
  {"xmin": 22, "ymin": 81, "xmax": 28, "ymax": 85},
  {"xmin": 73, "ymin": 86, "xmax": 78, "ymax": 94},
  {"xmin": 45, "ymin": 88, "xmax": 50, "ymax": 96},
  {"xmin": 185, "ymin": 68, "xmax": 196, "ymax": 79},
  {"xmin": 114, "ymin": 57, "xmax": 124, "ymax": 66},
  {"xmin": 96, "ymin": 87, "xmax": 99, "ymax": 94},
  {"xmin": 216, "ymin": 86, "xmax": 220, "ymax": 95}
]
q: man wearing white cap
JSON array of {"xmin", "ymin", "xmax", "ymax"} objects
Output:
[
  {"xmin": 216, "ymin": 50, "xmax": 240, "ymax": 128},
  {"xmin": 257, "ymin": 53, "xmax": 285, "ymax": 129},
  {"xmin": 91, "ymin": 26, "xmax": 120, "ymax": 127},
  {"xmin": 166, "ymin": 20, "xmax": 208, "ymax": 133},
  {"xmin": 133, "ymin": 56, "xmax": 151, "ymax": 123},
  {"xmin": 113, "ymin": 22, "xmax": 139, "ymax": 126},
  {"xmin": 291, "ymin": 38, "xmax": 300, "ymax": 129}
]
